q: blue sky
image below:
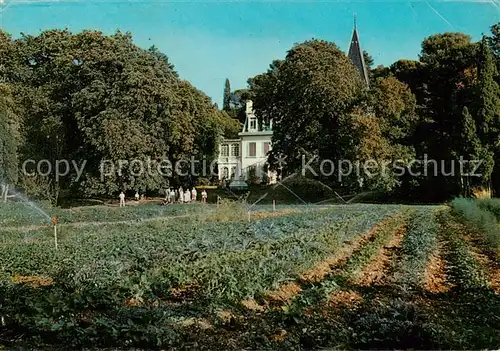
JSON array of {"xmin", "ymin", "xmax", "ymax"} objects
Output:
[{"xmin": 0, "ymin": 0, "xmax": 499, "ymax": 105}]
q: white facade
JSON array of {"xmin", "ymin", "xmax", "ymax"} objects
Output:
[{"xmin": 217, "ymin": 101, "xmax": 276, "ymax": 184}]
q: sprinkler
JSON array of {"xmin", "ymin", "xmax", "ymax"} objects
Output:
[{"xmin": 52, "ymin": 216, "xmax": 58, "ymax": 250}]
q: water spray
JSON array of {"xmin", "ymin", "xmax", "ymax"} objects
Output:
[{"xmin": 52, "ymin": 216, "xmax": 58, "ymax": 250}]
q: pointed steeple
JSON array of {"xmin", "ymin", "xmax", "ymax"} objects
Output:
[{"xmin": 348, "ymin": 14, "xmax": 370, "ymax": 88}]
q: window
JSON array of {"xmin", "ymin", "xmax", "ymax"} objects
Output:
[
  {"xmin": 264, "ymin": 142, "xmax": 271, "ymax": 155},
  {"xmin": 222, "ymin": 167, "xmax": 229, "ymax": 178},
  {"xmin": 221, "ymin": 144, "xmax": 229, "ymax": 156},
  {"xmin": 230, "ymin": 166, "xmax": 236, "ymax": 179},
  {"xmin": 248, "ymin": 142, "xmax": 256, "ymax": 157},
  {"xmin": 231, "ymin": 144, "xmax": 240, "ymax": 157},
  {"xmin": 249, "ymin": 119, "xmax": 257, "ymax": 130}
]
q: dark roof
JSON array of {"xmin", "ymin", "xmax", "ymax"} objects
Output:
[{"xmin": 348, "ymin": 27, "xmax": 370, "ymax": 88}]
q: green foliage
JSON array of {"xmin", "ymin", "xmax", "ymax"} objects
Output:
[
  {"xmin": 370, "ymin": 76, "xmax": 418, "ymax": 145},
  {"xmin": 0, "ymin": 201, "xmax": 208, "ymax": 227},
  {"xmin": 223, "ymin": 78, "xmax": 231, "ymax": 111},
  {"xmin": 476, "ymin": 197, "xmax": 500, "ymax": 221},
  {"xmin": 476, "ymin": 37, "xmax": 500, "ymax": 144},
  {"xmin": 1, "ymin": 29, "xmax": 234, "ymax": 198},
  {"xmin": 439, "ymin": 209, "xmax": 489, "ymax": 290},
  {"xmin": 250, "ymin": 40, "xmax": 364, "ymax": 171},
  {"xmin": 0, "ymin": 84, "xmax": 20, "ymax": 186},
  {"xmin": 420, "ymin": 32, "xmax": 473, "ymax": 65},
  {"xmin": 0, "ymin": 204, "xmax": 402, "ymax": 347},
  {"xmin": 395, "ymin": 208, "xmax": 438, "ymax": 287},
  {"xmin": 450, "ymin": 197, "xmax": 500, "ymax": 252},
  {"xmin": 248, "ymin": 39, "xmax": 423, "ymax": 194}
]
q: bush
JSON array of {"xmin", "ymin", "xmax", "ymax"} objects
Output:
[
  {"xmin": 451, "ymin": 197, "xmax": 500, "ymax": 252},
  {"xmin": 476, "ymin": 198, "xmax": 500, "ymax": 221}
]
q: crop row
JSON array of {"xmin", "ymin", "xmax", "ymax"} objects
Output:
[
  {"xmin": 394, "ymin": 207, "xmax": 439, "ymax": 288},
  {"xmin": 287, "ymin": 209, "xmax": 410, "ymax": 311},
  {"xmin": 0, "ymin": 205, "xmax": 403, "ymax": 347},
  {"xmin": 450, "ymin": 198, "xmax": 500, "ymax": 253},
  {"xmin": 0, "ymin": 206, "xmax": 403, "ymax": 299},
  {"xmin": 439, "ymin": 210, "xmax": 489, "ymax": 290}
]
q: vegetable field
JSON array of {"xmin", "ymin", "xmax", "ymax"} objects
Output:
[{"xmin": 0, "ymin": 201, "xmax": 499, "ymax": 349}]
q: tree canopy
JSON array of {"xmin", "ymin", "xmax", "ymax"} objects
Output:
[{"xmin": 0, "ymin": 29, "xmax": 236, "ymax": 201}]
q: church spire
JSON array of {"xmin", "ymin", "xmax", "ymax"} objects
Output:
[{"xmin": 348, "ymin": 14, "xmax": 369, "ymax": 88}]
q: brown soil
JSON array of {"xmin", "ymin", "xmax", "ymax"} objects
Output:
[
  {"xmin": 299, "ymin": 215, "xmax": 402, "ymax": 285},
  {"xmin": 123, "ymin": 296, "xmax": 144, "ymax": 307},
  {"xmin": 12, "ymin": 274, "xmax": 53, "ymax": 288},
  {"xmin": 269, "ymin": 329, "xmax": 288, "ymax": 342},
  {"xmin": 350, "ymin": 222, "xmax": 407, "ymax": 287},
  {"xmin": 177, "ymin": 317, "xmax": 212, "ymax": 330},
  {"xmin": 251, "ymin": 209, "xmax": 298, "ymax": 220},
  {"xmin": 169, "ymin": 283, "xmax": 200, "ymax": 300},
  {"xmin": 262, "ymin": 282, "xmax": 302, "ymax": 304},
  {"xmin": 423, "ymin": 244, "xmax": 452, "ymax": 294},
  {"xmin": 241, "ymin": 298, "xmax": 266, "ymax": 312},
  {"xmin": 327, "ymin": 290, "xmax": 363, "ymax": 308}
]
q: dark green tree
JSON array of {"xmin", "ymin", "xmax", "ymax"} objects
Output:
[
  {"xmin": 7, "ymin": 29, "xmax": 233, "ymax": 199},
  {"xmin": 476, "ymin": 37, "xmax": 500, "ymax": 145},
  {"xmin": 250, "ymin": 40, "xmax": 406, "ymax": 192},
  {"xmin": 0, "ymin": 84, "xmax": 20, "ymax": 202},
  {"xmin": 223, "ymin": 78, "xmax": 231, "ymax": 111},
  {"xmin": 475, "ymin": 37, "xmax": 500, "ymax": 195},
  {"xmin": 370, "ymin": 76, "xmax": 418, "ymax": 146}
]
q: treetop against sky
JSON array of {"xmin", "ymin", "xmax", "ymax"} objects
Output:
[{"xmin": 0, "ymin": 0, "xmax": 498, "ymax": 105}]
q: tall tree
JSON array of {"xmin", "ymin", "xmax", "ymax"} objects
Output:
[
  {"xmin": 8, "ymin": 29, "xmax": 233, "ymax": 199},
  {"xmin": 409, "ymin": 33, "xmax": 477, "ymax": 200},
  {"xmin": 454, "ymin": 107, "xmax": 487, "ymax": 196},
  {"xmin": 250, "ymin": 40, "xmax": 408, "ymax": 192},
  {"xmin": 488, "ymin": 22, "xmax": 500, "ymax": 59},
  {"xmin": 0, "ymin": 84, "xmax": 20, "ymax": 202},
  {"xmin": 223, "ymin": 78, "xmax": 231, "ymax": 111},
  {"xmin": 476, "ymin": 37, "xmax": 500, "ymax": 195},
  {"xmin": 476, "ymin": 37, "xmax": 500, "ymax": 146}
]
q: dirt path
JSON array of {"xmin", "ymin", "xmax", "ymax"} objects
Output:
[
  {"xmin": 423, "ymin": 242, "xmax": 452, "ymax": 293},
  {"xmin": 349, "ymin": 222, "xmax": 407, "ymax": 287}
]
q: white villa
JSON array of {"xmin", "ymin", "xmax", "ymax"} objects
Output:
[{"xmin": 217, "ymin": 100, "xmax": 277, "ymax": 184}]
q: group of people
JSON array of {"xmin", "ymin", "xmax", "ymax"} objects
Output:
[
  {"xmin": 118, "ymin": 187, "xmax": 208, "ymax": 207},
  {"xmin": 163, "ymin": 187, "xmax": 207, "ymax": 204},
  {"xmin": 119, "ymin": 191, "xmax": 145, "ymax": 207}
]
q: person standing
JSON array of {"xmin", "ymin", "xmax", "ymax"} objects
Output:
[
  {"xmin": 184, "ymin": 189, "xmax": 190, "ymax": 203},
  {"xmin": 170, "ymin": 188, "xmax": 175, "ymax": 203},
  {"xmin": 201, "ymin": 189, "xmax": 207, "ymax": 204},
  {"xmin": 191, "ymin": 187, "xmax": 197, "ymax": 202},
  {"xmin": 119, "ymin": 191, "xmax": 126, "ymax": 207},
  {"xmin": 135, "ymin": 191, "xmax": 140, "ymax": 201},
  {"xmin": 178, "ymin": 186, "xmax": 183, "ymax": 203}
]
